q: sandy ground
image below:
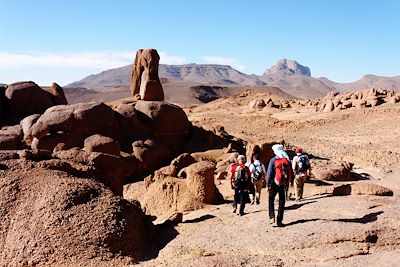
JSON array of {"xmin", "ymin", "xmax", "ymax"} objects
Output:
[{"xmin": 130, "ymin": 96, "xmax": 400, "ymax": 266}]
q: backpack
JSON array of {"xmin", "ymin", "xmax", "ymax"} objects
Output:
[
  {"xmin": 234, "ymin": 164, "xmax": 249, "ymax": 188},
  {"xmin": 274, "ymin": 158, "xmax": 290, "ymax": 186},
  {"xmin": 297, "ymin": 155, "xmax": 310, "ymax": 173},
  {"xmin": 251, "ymin": 163, "xmax": 263, "ymax": 181}
]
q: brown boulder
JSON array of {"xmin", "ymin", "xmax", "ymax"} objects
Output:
[
  {"xmin": 30, "ymin": 102, "xmax": 120, "ymax": 151},
  {"xmin": 249, "ymin": 99, "xmax": 266, "ymax": 109},
  {"xmin": 84, "ymin": 134, "xmax": 120, "ymax": 156},
  {"xmin": 130, "ymin": 49, "xmax": 164, "ymax": 101},
  {"xmin": 0, "ymin": 166, "xmax": 154, "ymax": 266},
  {"xmin": 132, "ymin": 139, "xmax": 172, "ymax": 170},
  {"xmin": 323, "ymin": 101, "xmax": 334, "ymax": 112},
  {"xmin": 4, "ymin": 81, "xmax": 67, "ymax": 120},
  {"xmin": 43, "ymin": 82, "xmax": 68, "ymax": 105},
  {"xmin": 0, "ymin": 125, "xmax": 22, "ymax": 150},
  {"xmin": 313, "ymin": 183, "xmax": 393, "ymax": 196},
  {"xmin": 185, "ymin": 161, "xmax": 224, "ymax": 204},
  {"xmin": 19, "ymin": 114, "xmax": 41, "ymax": 145},
  {"xmin": 311, "ymin": 160, "xmax": 353, "ymax": 181},
  {"xmin": 134, "ymin": 100, "xmax": 191, "ymax": 148}
]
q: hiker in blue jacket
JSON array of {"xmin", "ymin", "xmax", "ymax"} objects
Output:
[{"xmin": 266, "ymin": 144, "xmax": 294, "ymax": 227}]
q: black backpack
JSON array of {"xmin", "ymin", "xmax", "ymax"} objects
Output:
[
  {"xmin": 234, "ymin": 165, "xmax": 249, "ymax": 188},
  {"xmin": 297, "ymin": 155, "xmax": 310, "ymax": 172}
]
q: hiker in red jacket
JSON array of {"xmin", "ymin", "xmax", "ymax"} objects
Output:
[
  {"xmin": 230, "ymin": 155, "xmax": 252, "ymax": 216},
  {"xmin": 266, "ymin": 144, "xmax": 294, "ymax": 227}
]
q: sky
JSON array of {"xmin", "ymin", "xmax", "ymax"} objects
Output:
[{"xmin": 0, "ymin": 0, "xmax": 399, "ymax": 86}]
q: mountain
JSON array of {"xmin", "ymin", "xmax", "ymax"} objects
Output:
[
  {"xmin": 66, "ymin": 59, "xmax": 400, "ymax": 102},
  {"xmin": 263, "ymin": 59, "xmax": 311, "ymax": 76}
]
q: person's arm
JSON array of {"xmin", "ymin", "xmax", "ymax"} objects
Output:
[
  {"xmin": 230, "ymin": 164, "xmax": 236, "ymax": 189},
  {"xmin": 289, "ymin": 161, "xmax": 294, "ymax": 187},
  {"xmin": 292, "ymin": 156, "xmax": 297, "ymax": 174},
  {"xmin": 266, "ymin": 158, "xmax": 275, "ymax": 190}
]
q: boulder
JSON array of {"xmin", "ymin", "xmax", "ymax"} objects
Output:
[
  {"xmin": 134, "ymin": 100, "xmax": 191, "ymax": 148},
  {"xmin": 323, "ymin": 101, "xmax": 335, "ymax": 112},
  {"xmin": 43, "ymin": 82, "xmax": 68, "ymax": 105},
  {"xmin": 130, "ymin": 49, "xmax": 164, "ymax": 101},
  {"xmin": 311, "ymin": 160, "xmax": 353, "ymax": 181},
  {"xmin": 30, "ymin": 102, "xmax": 120, "ymax": 151},
  {"xmin": 185, "ymin": 161, "xmax": 224, "ymax": 204},
  {"xmin": 132, "ymin": 139, "xmax": 172, "ymax": 170},
  {"xmin": 0, "ymin": 125, "xmax": 23, "ymax": 150},
  {"xmin": 0, "ymin": 165, "xmax": 154, "ymax": 266},
  {"xmin": 355, "ymin": 100, "xmax": 367, "ymax": 109},
  {"xmin": 84, "ymin": 134, "xmax": 120, "ymax": 156},
  {"xmin": 20, "ymin": 114, "xmax": 41, "ymax": 145},
  {"xmin": 248, "ymin": 99, "xmax": 266, "ymax": 109},
  {"xmin": 313, "ymin": 183, "xmax": 393, "ymax": 196},
  {"xmin": 4, "ymin": 81, "xmax": 67, "ymax": 121}
]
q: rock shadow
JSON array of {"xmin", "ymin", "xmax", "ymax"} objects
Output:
[
  {"xmin": 144, "ymin": 224, "xmax": 179, "ymax": 260},
  {"xmin": 350, "ymin": 171, "xmax": 372, "ymax": 181},
  {"xmin": 285, "ymin": 200, "xmax": 317, "ymax": 210},
  {"xmin": 333, "ymin": 211, "xmax": 384, "ymax": 224},
  {"xmin": 183, "ymin": 214, "xmax": 216, "ymax": 224}
]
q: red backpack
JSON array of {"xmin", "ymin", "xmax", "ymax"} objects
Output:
[{"xmin": 274, "ymin": 158, "xmax": 291, "ymax": 186}]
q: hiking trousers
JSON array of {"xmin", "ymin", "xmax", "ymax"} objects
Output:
[
  {"xmin": 233, "ymin": 186, "xmax": 247, "ymax": 214},
  {"xmin": 253, "ymin": 179, "xmax": 263, "ymax": 203},
  {"xmin": 269, "ymin": 183, "xmax": 286, "ymax": 224},
  {"xmin": 294, "ymin": 174, "xmax": 307, "ymax": 200}
]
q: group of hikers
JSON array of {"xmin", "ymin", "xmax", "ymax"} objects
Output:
[{"xmin": 230, "ymin": 144, "xmax": 311, "ymax": 227}]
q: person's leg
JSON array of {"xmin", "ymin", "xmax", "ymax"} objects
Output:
[
  {"xmin": 255, "ymin": 180, "xmax": 262, "ymax": 204},
  {"xmin": 294, "ymin": 175, "xmax": 302, "ymax": 201},
  {"xmin": 277, "ymin": 186, "xmax": 286, "ymax": 226},
  {"xmin": 269, "ymin": 184, "xmax": 278, "ymax": 222},
  {"xmin": 233, "ymin": 188, "xmax": 239, "ymax": 212},
  {"xmin": 299, "ymin": 175, "xmax": 307, "ymax": 199},
  {"xmin": 239, "ymin": 187, "xmax": 246, "ymax": 215}
]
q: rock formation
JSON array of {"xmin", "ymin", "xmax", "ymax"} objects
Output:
[
  {"xmin": 130, "ymin": 49, "xmax": 164, "ymax": 101},
  {"xmin": 263, "ymin": 59, "xmax": 311, "ymax": 76}
]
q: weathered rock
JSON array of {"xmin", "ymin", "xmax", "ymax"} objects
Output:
[
  {"xmin": 20, "ymin": 114, "xmax": 41, "ymax": 145},
  {"xmin": 130, "ymin": 49, "xmax": 164, "ymax": 101},
  {"xmin": 0, "ymin": 125, "xmax": 23, "ymax": 150},
  {"xmin": 313, "ymin": 183, "xmax": 393, "ymax": 196},
  {"xmin": 323, "ymin": 101, "xmax": 335, "ymax": 112},
  {"xmin": 84, "ymin": 134, "xmax": 120, "ymax": 156},
  {"xmin": 4, "ymin": 81, "xmax": 67, "ymax": 121},
  {"xmin": 134, "ymin": 100, "xmax": 191, "ymax": 148},
  {"xmin": 311, "ymin": 160, "xmax": 353, "ymax": 181},
  {"xmin": 132, "ymin": 139, "xmax": 172, "ymax": 170},
  {"xmin": 30, "ymin": 102, "xmax": 120, "ymax": 151},
  {"xmin": 249, "ymin": 99, "xmax": 266, "ymax": 109},
  {"xmin": 0, "ymin": 166, "xmax": 154, "ymax": 266},
  {"xmin": 43, "ymin": 82, "xmax": 68, "ymax": 105}
]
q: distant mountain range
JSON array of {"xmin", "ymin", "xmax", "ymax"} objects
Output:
[{"xmin": 67, "ymin": 59, "xmax": 400, "ymax": 99}]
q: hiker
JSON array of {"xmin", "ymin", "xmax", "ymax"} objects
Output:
[
  {"xmin": 292, "ymin": 147, "xmax": 311, "ymax": 202},
  {"xmin": 248, "ymin": 154, "xmax": 266, "ymax": 205},
  {"xmin": 230, "ymin": 155, "xmax": 252, "ymax": 216},
  {"xmin": 266, "ymin": 144, "xmax": 294, "ymax": 227}
]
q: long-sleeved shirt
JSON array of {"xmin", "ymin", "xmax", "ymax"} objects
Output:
[{"xmin": 266, "ymin": 156, "xmax": 294, "ymax": 187}]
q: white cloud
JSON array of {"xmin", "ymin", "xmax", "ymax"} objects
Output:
[
  {"xmin": 203, "ymin": 56, "xmax": 246, "ymax": 71},
  {"xmin": 0, "ymin": 51, "xmax": 188, "ymax": 69}
]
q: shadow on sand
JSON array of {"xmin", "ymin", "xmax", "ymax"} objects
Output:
[
  {"xmin": 285, "ymin": 200, "xmax": 317, "ymax": 210},
  {"xmin": 183, "ymin": 214, "xmax": 216, "ymax": 224},
  {"xmin": 333, "ymin": 211, "xmax": 384, "ymax": 224}
]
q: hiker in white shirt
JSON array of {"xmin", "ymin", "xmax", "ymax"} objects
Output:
[{"xmin": 292, "ymin": 147, "xmax": 311, "ymax": 202}]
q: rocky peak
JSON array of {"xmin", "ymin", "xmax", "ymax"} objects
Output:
[{"xmin": 263, "ymin": 59, "xmax": 311, "ymax": 77}]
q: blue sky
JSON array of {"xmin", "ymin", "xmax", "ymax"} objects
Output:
[{"xmin": 1, "ymin": 0, "xmax": 399, "ymax": 85}]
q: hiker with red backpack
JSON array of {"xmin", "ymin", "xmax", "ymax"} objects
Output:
[
  {"xmin": 230, "ymin": 155, "xmax": 252, "ymax": 216},
  {"xmin": 266, "ymin": 144, "xmax": 294, "ymax": 227},
  {"xmin": 292, "ymin": 147, "xmax": 311, "ymax": 202}
]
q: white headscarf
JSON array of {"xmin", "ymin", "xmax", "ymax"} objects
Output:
[{"xmin": 272, "ymin": 144, "xmax": 289, "ymax": 159}]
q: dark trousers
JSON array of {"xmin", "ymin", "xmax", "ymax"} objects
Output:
[
  {"xmin": 233, "ymin": 186, "xmax": 247, "ymax": 214},
  {"xmin": 269, "ymin": 183, "xmax": 286, "ymax": 224}
]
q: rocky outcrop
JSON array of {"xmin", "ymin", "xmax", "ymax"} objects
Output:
[
  {"xmin": 3, "ymin": 81, "xmax": 68, "ymax": 122},
  {"xmin": 84, "ymin": 134, "xmax": 120, "ymax": 156},
  {"xmin": 134, "ymin": 100, "xmax": 191, "ymax": 148},
  {"xmin": 311, "ymin": 160, "xmax": 353, "ymax": 181},
  {"xmin": 312, "ymin": 182, "xmax": 393, "ymax": 196},
  {"xmin": 130, "ymin": 49, "xmax": 164, "ymax": 101},
  {"xmin": 124, "ymin": 160, "xmax": 223, "ymax": 218},
  {"xmin": 30, "ymin": 102, "xmax": 119, "ymax": 151},
  {"xmin": 0, "ymin": 164, "xmax": 154, "ymax": 266},
  {"xmin": 0, "ymin": 125, "xmax": 23, "ymax": 150}
]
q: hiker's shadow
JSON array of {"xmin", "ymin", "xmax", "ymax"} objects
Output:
[
  {"xmin": 183, "ymin": 214, "xmax": 216, "ymax": 223},
  {"xmin": 285, "ymin": 200, "xmax": 317, "ymax": 210}
]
